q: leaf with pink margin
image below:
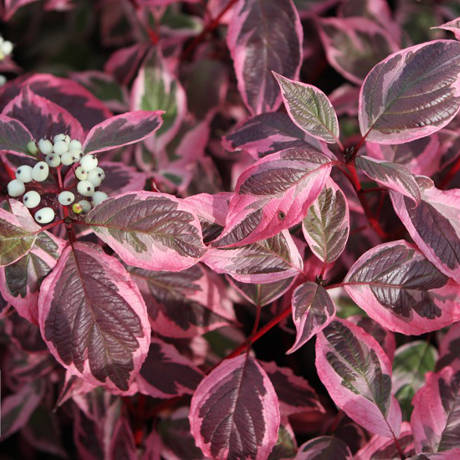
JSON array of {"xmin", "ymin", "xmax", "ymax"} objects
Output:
[
  {"xmin": 105, "ymin": 44, "xmax": 150, "ymax": 86},
  {"xmin": 223, "ymin": 112, "xmax": 313, "ymax": 159},
  {"xmin": 0, "ymin": 203, "xmax": 39, "ymax": 267},
  {"xmin": 356, "ymin": 422, "xmax": 415, "ymax": 460},
  {"xmin": 3, "ymin": 0, "xmax": 37, "ymax": 20},
  {"xmin": 303, "ymin": 178, "xmax": 350, "ymax": 263},
  {"xmin": 366, "ymin": 135, "xmax": 441, "ymax": 176},
  {"xmin": 288, "ymin": 282, "xmax": 336, "ymax": 354},
  {"xmin": 86, "ymin": 192, "xmax": 204, "ymax": 271},
  {"xmin": 71, "ymin": 71, "xmax": 129, "ymax": 113},
  {"xmin": 228, "ymin": 276, "xmax": 295, "ymax": 308},
  {"xmin": 93, "ymin": 161, "xmax": 147, "ymax": 195},
  {"xmin": 213, "ymin": 146, "xmax": 333, "ymax": 247},
  {"xmin": 0, "ymin": 74, "xmax": 112, "ymax": 132},
  {"xmin": 437, "ymin": 323, "xmax": 460, "ymax": 372},
  {"xmin": 328, "ymin": 84, "xmax": 360, "ymax": 116},
  {"xmin": 0, "ymin": 230, "xmax": 65, "ymax": 324},
  {"xmin": 432, "ymin": 18, "xmax": 460, "ymax": 41},
  {"xmin": 316, "ymin": 318, "xmax": 402, "ymax": 438},
  {"xmin": 411, "ymin": 367, "xmax": 460, "ymax": 453},
  {"xmin": 83, "ymin": 111, "xmax": 163, "ymax": 155},
  {"xmin": 131, "ymin": 49, "xmax": 187, "ymax": 151},
  {"xmin": 130, "ymin": 264, "xmax": 236, "ymax": 339},
  {"xmin": 108, "ymin": 417, "xmax": 137, "ymax": 460},
  {"xmin": 296, "ymin": 436, "xmax": 352, "ymax": 459},
  {"xmin": 261, "ymin": 361, "xmax": 325, "ymax": 417},
  {"xmin": 274, "ymin": 72, "xmax": 340, "ymax": 144},
  {"xmin": 0, "ymin": 380, "xmax": 45, "ymax": 441},
  {"xmin": 6, "ymin": 312, "xmax": 47, "ymax": 352},
  {"xmin": 0, "ymin": 115, "xmax": 34, "ymax": 154},
  {"xmin": 74, "ymin": 408, "xmax": 104, "ymax": 460},
  {"xmin": 38, "ymin": 242, "xmax": 151, "ymax": 392},
  {"xmin": 355, "ymin": 155, "xmax": 421, "ymax": 203},
  {"xmin": 294, "ymin": 0, "xmax": 339, "ymax": 16},
  {"xmin": 137, "ymin": 338, "xmax": 204, "ymax": 398},
  {"xmin": 189, "ymin": 354, "xmax": 280, "ymax": 460},
  {"xmin": 2, "ymin": 87, "xmax": 84, "ymax": 141},
  {"xmin": 344, "ymin": 240, "xmax": 460, "ymax": 335},
  {"xmin": 227, "ymin": 0, "xmax": 303, "ymax": 115},
  {"xmin": 390, "ymin": 180, "xmax": 460, "ymax": 283},
  {"xmin": 203, "ymin": 230, "xmax": 303, "ymax": 284},
  {"xmin": 359, "ymin": 40, "xmax": 460, "ymax": 144},
  {"xmin": 348, "ymin": 315, "xmax": 396, "ymax": 362},
  {"xmin": 318, "ymin": 17, "xmax": 399, "ymax": 85}
]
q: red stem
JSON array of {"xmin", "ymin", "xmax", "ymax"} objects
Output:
[
  {"xmin": 1, "ymin": 156, "xmax": 16, "ymax": 180},
  {"xmin": 35, "ymin": 219, "xmax": 64, "ymax": 234},
  {"xmin": 439, "ymin": 155, "xmax": 460, "ymax": 188},
  {"xmin": 181, "ymin": 0, "xmax": 239, "ymax": 59}
]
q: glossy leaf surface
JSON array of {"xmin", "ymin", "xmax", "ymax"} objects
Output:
[
  {"xmin": 316, "ymin": 318, "xmax": 401, "ymax": 437},
  {"xmin": 190, "ymin": 354, "xmax": 280, "ymax": 460}
]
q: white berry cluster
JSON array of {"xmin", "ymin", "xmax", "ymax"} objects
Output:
[
  {"xmin": 6, "ymin": 133, "xmax": 108, "ymax": 225},
  {"xmin": 0, "ymin": 36, "xmax": 13, "ymax": 61}
]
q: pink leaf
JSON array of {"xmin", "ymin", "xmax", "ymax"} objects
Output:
[
  {"xmin": 296, "ymin": 436, "xmax": 352, "ymax": 459},
  {"xmin": 411, "ymin": 367, "xmax": 460, "ymax": 453},
  {"xmin": 0, "ymin": 115, "xmax": 34, "ymax": 154},
  {"xmin": 274, "ymin": 72, "xmax": 340, "ymax": 144},
  {"xmin": 288, "ymin": 281, "xmax": 336, "ymax": 354},
  {"xmin": 261, "ymin": 361, "xmax": 325, "ymax": 417},
  {"xmin": 2, "ymin": 87, "xmax": 84, "ymax": 141},
  {"xmin": 359, "ymin": 40, "xmax": 460, "ymax": 144},
  {"xmin": 86, "ymin": 191, "xmax": 205, "ymax": 271},
  {"xmin": 227, "ymin": 0, "xmax": 303, "ymax": 115},
  {"xmin": 318, "ymin": 17, "xmax": 399, "ymax": 85},
  {"xmin": 344, "ymin": 240, "xmax": 460, "ymax": 335},
  {"xmin": 137, "ymin": 338, "xmax": 204, "ymax": 398},
  {"xmin": 316, "ymin": 318, "xmax": 401, "ymax": 437},
  {"xmin": 130, "ymin": 264, "xmax": 235, "ymax": 339},
  {"xmin": 0, "ymin": 230, "xmax": 65, "ymax": 324},
  {"xmin": 432, "ymin": 18, "xmax": 460, "ymax": 41},
  {"xmin": 356, "ymin": 155, "xmax": 421, "ymax": 203},
  {"xmin": 390, "ymin": 180, "xmax": 460, "ymax": 283},
  {"xmin": 107, "ymin": 417, "xmax": 137, "ymax": 460},
  {"xmin": 213, "ymin": 146, "xmax": 333, "ymax": 247},
  {"xmin": 83, "ymin": 111, "xmax": 163, "ymax": 155},
  {"xmin": 189, "ymin": 354, "xmax": 280, "ymax": 459},
  {"xmin": 0, "ymin": 380, "xmax": 45, "ymax": 440},
  {"xmin": 203, "ymin": 230, "xmax": 303, "ymax": 283},
  {"xmin": 95, "ymin": 161, "xmax": 147, "ymax": 195},
  {"xmin": 366, "ymin": 135, "xmax": 441, "ymax": 176},
  {"xmin": 105, "ymin": 44, "xmax": 150, "ymax": 86},
  {"xmin": 3, "ymin": 0, "xmax": 37, "ymax": 20},
  {"xmin": 437, "ymin": 323, "xmax": 460, "ymax": 372},
  {"xmin": 38, "ymin": 243, "xmax": 151, "ymax": 392}
]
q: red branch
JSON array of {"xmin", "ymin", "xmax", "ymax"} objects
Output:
[
  {"xmin": 181, "ymin": 0, "xmax": 239, "ymax": 60},
  {"xmin": 439, "ymin": 154, "xmax": 460, "ymax": 188}
]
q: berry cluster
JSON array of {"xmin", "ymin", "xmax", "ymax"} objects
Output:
[{"xmin": 6, "ymin": 134, "xmax": 108, "ymax": 225}]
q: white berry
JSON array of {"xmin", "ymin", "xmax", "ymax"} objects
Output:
[
  {"xmin": 77, "ymin": 180, "xmax": 95, "ymax": 197},
  {"xmin": 1, "ymin": 41, "xmax": 13, "ymax": 56},
  {"xmin": 58, "ymin": 191, "xmax": 75, "ymax": 206},
  {"xmin": 60, "ymin": 152, "xmax": 74, "ymax": 166},
  {"xmin": 7, "ymin": 179, "xmax": 25, "ymax": 197},
  {"xmin": 23, "ymin": 190, "xmax": 41, "ymax": 208},
  {"xmin": 34, "ymin": 207, "xmax": 55, "ymax": 224},
  {"xmin": 46, "ymin": 154, "xmax": 61, "ymax": 167},
  {"xmin": 26, "ymin": 141, "xmax": 38, "ymax": 155},
  {"xmin": 53, "ymin": 140, "xmax": 68, "ymax": 155},
  {"xmin": 38, "ymin": 139, "xmax": 53, "ymax": 155},
  {"xmin": 16, "ymin": 165, "xmax": 33, "ymax": 183},
  {"xmin": 53, "ymin": 134, "xmax": 66, "ymax": 143},
  {"xmin": 80, "ymin": 154, "xmax": 98, "ymax": 171},
  {"xmin": 78, "ymin": 200, "xmax": 92, "ymax": 213},
  {"xmin": 75, "ymin": 166, "xmax": 88, "ymax": 180},
  {"xmin": 32, "ymin": 161, "xmax": 49, "ymax": 182},
  {"xmin": 87, "ymin": 168, "xmax": 104, "ymax": 187},
  {"xmin": 69, "ymin": 139, "xmax": 82, "ymax": 153},
  {"xmin": 72, "ymin": 151, "xmax": 82, "ymax": 162},
  {"xmin": 92, "ymin": 191, "xmax": 108, "ymax": 206},
  {"xmin": 0, "ymin": 75, "xmax": 6, "ymax": 86}
]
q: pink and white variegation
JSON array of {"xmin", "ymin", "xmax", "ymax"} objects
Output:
[
  {"xmin": 189, "ymin": 354, "xmax": 280, "ymax": 460},
  {"xmin": 38, "ymin": 243, "xmax": 151, "ymax": 393},
  {"xmin": 316, "ymin": 318, "xmax": 402, "ymax": 438},
  {"xmin": 227, "ymin": 0, "xmax": 303, "ymax": 115}
]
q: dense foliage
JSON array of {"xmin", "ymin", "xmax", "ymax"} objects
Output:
[{"xmin": 1, "ymin": 0, "xmax": 460, "ymax": 458}]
